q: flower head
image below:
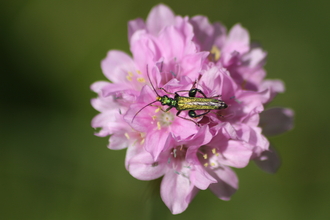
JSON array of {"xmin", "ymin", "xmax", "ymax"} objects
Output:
[{"xmin": 91, "ymin": 4, "xmax": 294, "ymax": 214}]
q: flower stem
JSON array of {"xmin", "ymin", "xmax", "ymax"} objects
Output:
[{"xmin": 146, "ymin": 178, "xmax": 169, "ymax": 220}]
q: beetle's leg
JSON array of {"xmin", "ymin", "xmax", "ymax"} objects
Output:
[
  {"xmin": 211, "ymin": 95, "xmax": 221, "ymax": 98},
  {"xmin": 171, "ymin": 87, "xmax": 208, "ymax": 98},
  {"xmin": 149, "ymin": 104, "xmax": 164, "ymax": 113},
  {"xmin": 215, "ymin": 111, "xmax": 225, "ymax": 118},
  {"xmin": 188, "ymin": 110, "xmax": 211, "ymax": 118},
  {"xmin": 188, "ymin": 88, "xmax": 207, "ymax": 98},
  {"xmin": 165, "ymin": 106, "xmax": 173, "ymax": 112},
  {"xmin": 174, "ymin": 89, "xmax": 190, "ymax": 94},
  {"xmin": 158, "ymin": 87, "xmax": 175, "ymax": 95},
  {"xmin": 176, "ymin": 111, "xmax": 200, "ymax": 126}
]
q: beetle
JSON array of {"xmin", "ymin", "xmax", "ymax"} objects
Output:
[{"xmin": 131, "ymin": 71, "xmax": 227, "ymax": 125}]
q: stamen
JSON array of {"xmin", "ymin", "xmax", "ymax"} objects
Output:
[
  {"xmin": 155, "ymin": 108, "xmax": 160, "ymax": 113},
  {"xmin": 132, "ymin": 140, "xmax": 137, "ymax": 146},
  {"xmin": 230, "ymin": 96, "xmax": 242, "ymax": 104},
  {"xmin": 211, "ymin": 162, "xmax": 216, "ymax": 167},
  {"xmin": 210, "ymin": 45, "xmax": 221, "ymax": 61},
  {"xmin": 126, "ymin": 75, "xmax": 132, "ymax": 81},
  {"xmin": 137, "ymin": 77, "xmax": 145, "ymax": 83},
  {"xmin": 140, "ymin": 138, "xmax": 145, "ymax": 145},
  {"xmin": 137, "ymin": 70, "xmax": 142, "ymax": 75},
  {"xmin": 124, "ymin": 133, "xmax": 130, "ymax": 139},
  {"xmin": 140, "ymin": 132, "xmax": 146, "ymax": 138},
  {"xmin": 241, "ymin": 80, "xmax": 247, "ymax": 90},
  {"xmin": 181, "ymin": 173, "xmax": 189, "ymax": 178},
  {"xmin": 203, "ymin": 154, "xmax": 208, "ymax": 159},
  {"xmin": 204, "ymin": 163, "xmax": 209, "ymax": 167},
  {"xmin": 157, "ymin": 121, "xmax": 161, "ymax": 130},
  {"xmin": 212, "ymin": 148, "xmax": 217, "ymax": 154},
  {"xmin": 172, "ymin": 149, "xmax": 177, "ymax": 158}
]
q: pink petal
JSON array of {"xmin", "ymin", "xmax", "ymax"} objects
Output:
[
  {"xmin": 259, "ymin": 107, "xmax": 294, "ymax": 136},
  {"xmin": 101, "ymin": 50, "xmax": 137, "ymax": 83},
  {"xmin": 220, "ymin": 122, "xmax": 240, "ymax": 139},
  {"xmin": 170, "ymin": 121, "xmax": 199, "ymax": 141},
  {"xmin": 260, "ymin": 79, "xmax": 285, "ymax": 102},
  {"xmin": 144, "ymin": 130, "xmax": 169, "ymax": 160},
  {"xmin": 208, "ymin": 166, "xmax": 238, "ymax": 200},
  {"xmin": 222, "ymin": 24, "xmax": 250, "ymax": 65},
  {"xmin": 261, "ymin": 79, "xmax": 285, "ymax": 94},
  {"xmin": 189, "ymin": 15, "xmax": 227, "ymax": 51},
  {"xmin": 160, "ymin": 170, "xmax": 198, "ymax": 214},
  {"xmin": 146, "ymin": 4, "xmax": 176, "ymax": 36},
  {"xmin": 226, "ymin": 24, "xmax": 250, "ymax": 53},
  {"xmin": 90, "ymin": 97, "xmax": 114, "ymax": 112},
  {"xmin": 241, "ymin": 47, "xmax": 267, "ymax": 68},
  {"xmin": 128, "ymin": 18, "xmax": 146, "ymax": 41},
  {"xmin": 190, "ymin": 165, "xmax": 217, "ymax": 190},
  {"xmin": 91, "ymin": 112, "xmax": 115, "ymax": 131},
  {"xmin": 125, "ymin": 144, "xmax": 139, "ymax": 169},
  {"xmin": 254, "ymin": 144, "xmax": 281, "ymax": 173},
  {"xmin": 101, "ymin": 83, "xmax": 131, "ymax": 97},
  {"xmin": 180, "ymin": 52, "xmax": 209, "ymax": 78},
  {"xmin": 234, "ymin": 124, "xmax": 270, "ymax": 155},
  {"xmin": 218, "ymin": 140, "xmax": 253, "ymax": 168},
  {"xmin": 90, "ymin": 81, "xmax": 110, "ymax": 93},
  {"xmin": 130, "ymin": 31, "xmax": 159, "ymax": 73},
  {"xmin": 170, "ymin": 117, "xmax": 201, "ymax": 142},
  {"xmin": 128, "ymin": 150, "xmax": 166, "ymax": 180},
  {"xmin": 156, "ymin": 24, "xmax": 196, "ymax": 63},
  {"xmin": 238, "ymin": 89, "xmax": 269, "ymax": 112},
  {"xmin": 108, "ymin": 132, "xmax": 129, "ymax": 150}
]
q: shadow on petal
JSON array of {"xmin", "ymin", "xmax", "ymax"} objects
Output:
[{"xmin": 254, "ymin": 144, "xmax": 281, "ymax": 174}]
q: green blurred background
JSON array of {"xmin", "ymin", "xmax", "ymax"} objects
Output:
[{"xmin": 1, "ymin": 0, "xmax": 329, "ymax": 219}]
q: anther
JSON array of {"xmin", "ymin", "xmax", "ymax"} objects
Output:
[
  {"xmin": 137, "ymin": 77, "xmax": 145, "ymax": 83},
  {"xmin": 124, "ymin": 133, "xmax": 130, "ymax": 139}
]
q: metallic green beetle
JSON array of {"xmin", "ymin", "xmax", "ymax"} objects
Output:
[{"xmin": 132, "ymin": 73, "xmax": 228, "ymax": 125}]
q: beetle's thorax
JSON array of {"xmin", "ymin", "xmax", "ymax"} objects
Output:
[{"xmin": 159, "ymin": 95, "xmax": 177, "ymax": 106}]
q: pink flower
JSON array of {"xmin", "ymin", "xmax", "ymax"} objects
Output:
[
  {"xmin": 91, "ymin": 3, "xmax": 294, "ymax": 214},
  {"xmin": 128, "ymin": 126, "xmax": 253, "ymax": 214}
]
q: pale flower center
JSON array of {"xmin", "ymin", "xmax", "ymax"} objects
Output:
[
  {"xmin": 151, "ymin": 107, "xmax": 175, "ymax": 130},
  {"xmin": 167, "ymin": 145, "xmax": 192, "ymax": 179},
  {"xmin": 159, "ymin": 111, "xmax": 175, "ymax": 126},
  {"xmin": 199, "ymin": 146, "xmax": 223, "ymax": 168}
]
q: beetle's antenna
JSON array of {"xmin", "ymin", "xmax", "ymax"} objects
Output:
[
  {"xmin": 146, "ymin": 65, "xmax": 161, "ymax": 97},
  {"xmin": 131, "ymin": 100, "xmax": 159, "ymax": 123}
]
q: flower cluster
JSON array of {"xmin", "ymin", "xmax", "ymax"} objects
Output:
[{"xmin": 91, "ymin": 4, "xmax": 293, "ymax": 214}]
